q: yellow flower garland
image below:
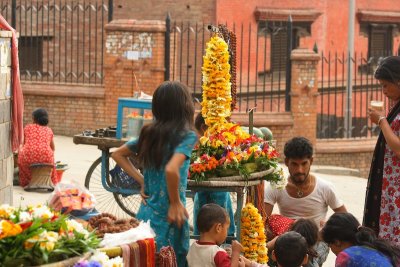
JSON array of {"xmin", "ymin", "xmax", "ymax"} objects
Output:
[
  {"xmin": 201, "ymin": 35, "xmax": 232, "ymax": 127},
  {"xmin": 241, "ymin": 203, "xmax": 268, "ymax": 263}
]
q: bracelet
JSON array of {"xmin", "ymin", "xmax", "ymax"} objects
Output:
[{"xmin": 378, "ymin": 116, "xmax": 386, "ymax": 126}]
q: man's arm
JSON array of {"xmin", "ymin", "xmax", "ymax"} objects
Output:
[
  {"xmin": 264, "ymin": 203, "xmax": 274, "ymax": 217},
  {"xmin": 333, "ymin": 205, "xmax": 347, "ymax": 213}
]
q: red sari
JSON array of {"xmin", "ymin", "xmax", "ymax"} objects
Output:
[{"xmin": 18, "ymin": 124, "xmax": 58, "ymax": 187}]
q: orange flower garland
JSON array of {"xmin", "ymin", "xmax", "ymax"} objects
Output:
[{"xmin": 241, "ymin": 203, "xmax": 268, "ymax": 263}]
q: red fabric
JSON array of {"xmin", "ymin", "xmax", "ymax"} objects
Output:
[
  {"xmin": 18, "ymin": 124, "xmax": 57, "ymax": 187},
  {"xmin": 267, "ymin": 214, "xmax": 295, "ymax": 237},
  {"xmin": 146, "ymin": 238, "xmax": 156, "ymax": 267},
  {"xmin": 158, "ymin": 246, "xmax": 177, "ymax": 267},
  {"xmin": 0, "ymin": 14, "xmax": 24, "ymax": 152},
  {"xmin": 214, "ymin": 250, "xmax": 231, "ymax": 267},
  {"xmin": 137, "ymin": 239, "xmax": 148, "ymax": 267}
]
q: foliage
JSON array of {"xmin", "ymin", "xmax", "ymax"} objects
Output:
[{"xmin": 0, "ymin": 204, "xmax": 100, "ymax": 266}]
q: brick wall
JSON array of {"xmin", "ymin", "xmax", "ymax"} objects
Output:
[
  {"xmin": 22, "ymin": 82, "xmax": 106, "ymax": 136},
  {"xmin": 114, "ymin": 0, "xmax": 216, "ymax": 23},
  {"xmin": 315, "ymin": 138, "xmax": 376, "ymax": 178},
  {"xmin": 0, "ymin": 31, "xmax": 13, "ymax": 204},
  {"xmin": 103, "ymin": 20, "xmax": 166, "ymax": 125}
]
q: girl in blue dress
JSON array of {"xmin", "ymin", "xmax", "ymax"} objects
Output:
[
  {"xmin": 321, "ymin": 213, "xmax": 400, "ymax": 267},
  {"xmin": 112, "ymin": 81, "xmax": 197, "ymax": 267}
]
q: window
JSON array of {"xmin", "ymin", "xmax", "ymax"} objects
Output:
[
  {"xmin": 359, "ymin": 23, "xmax": 395, "ymax": 74},
  {"xmin": 19, "ymin": 37, "xmax": 43, "ymax": 74},
  {"xmin": 368, "ymin": 24, "xmax": 393, "ymax": 59},
  {"xmin": 257, "ymin": 21, "xmax": 310, "ymax": 73}
]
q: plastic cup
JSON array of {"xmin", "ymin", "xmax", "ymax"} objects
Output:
[{"xmin": 370, "ymin": 100, "xmax": 384, "ymax": 111}]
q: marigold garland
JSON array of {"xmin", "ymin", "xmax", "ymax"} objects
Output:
[
  {"xmin": 241, "ymin": 203, "xmax": 268, "ymax": 264},
  {"xmin": 201, "ymin": 35, "xmax": 232, "ymax": 127}
]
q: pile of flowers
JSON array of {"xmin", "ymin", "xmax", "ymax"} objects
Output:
[
  {"xmin": 0, "ymin": 204, "xmax": 100, "ymax": 266},
  {"xmin": 241, "ymin": 203, "xmax": 268, "ymax": 263},
  {"xmin": 189, "ymin": 33, "xmax": 281, "ymax": 182}
]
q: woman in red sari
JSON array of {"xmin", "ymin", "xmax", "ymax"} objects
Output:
[{"xmin": 18, "ymin": 108, "xmax": 58, "ymax": 187}]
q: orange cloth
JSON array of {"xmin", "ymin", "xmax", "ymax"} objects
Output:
[{"xmin": 0, "ymin": 14, "xmax": 24, "ymax": 152}]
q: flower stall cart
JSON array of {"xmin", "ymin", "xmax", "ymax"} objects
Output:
[{"xmin": 188, "ymin": 25, "xmax": 284, "ymax": 244}]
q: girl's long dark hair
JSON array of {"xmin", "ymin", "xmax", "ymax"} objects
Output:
[
  {"xmin": 322, "ymin": 213, "xmax": 400, "ymax": 266},
  {"xmin": 136, "ymin": 81, "xmax": 194, "ymax": 169}
]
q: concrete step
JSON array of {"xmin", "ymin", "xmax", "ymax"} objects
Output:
[{"xmin": 311, "ymin": 165, "xmax": 361, "ymax": 177}]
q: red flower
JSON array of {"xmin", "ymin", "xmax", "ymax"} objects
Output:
[
  {"xmin": 18, "ymin": 221, "xmax": 32, "ymax": 230},
  {"xmin": 388, "ymin": 187, "xmax": 396, "ymax": 197},
  {"xmin": 395, "ymin": 198, "xmax": 400, "ymax": 209},
  {"xmin": 380, "ymin": 212, "xmax": 391, "ymax": 226},
  {"xmin": 382, "ymin": 179, "xmax": 389, "ymax": 190},
  {"xmin": 384, "ymin": 165, "xmax": 393, "ymax": 175}
]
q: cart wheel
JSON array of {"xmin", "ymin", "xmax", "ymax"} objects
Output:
[{"xmin": 84, "ymin": 157, "xmax": 142, "ymax": 218}]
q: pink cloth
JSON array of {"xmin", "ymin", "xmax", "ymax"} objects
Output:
[{"xmin": 0, "ymin": 14, "xmax": 24, "ymax": 152}]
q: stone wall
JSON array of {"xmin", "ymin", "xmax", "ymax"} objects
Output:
[{"xmin": 0, "ymin": 31, "xmax": 13, "ymax": 204}]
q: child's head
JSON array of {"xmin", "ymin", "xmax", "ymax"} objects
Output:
[
  {"xmin": 321, "ymin": 212, "xmax": 362, "ymax": 255},
  {"xmin": 137, "ymin": 81, "xmax": 195, "ymax": 169},
  {"xmin": 273, "ymin": 231, "xmax": 308, "ymax": 267},
  {"xmin": 32, "ymin": 108, "xmax": 49, "ymax": 126},
  {"xmin": 194, "ymin": 113, "xmax": 207, "ymax": 136},
  {"xmin": 290, "ymin": 218, "xmax": 319, "ymax": 258},
  {"xmin": 197, "ymin": 203, "xmax": 230, "ymax": 245},
  {"xmin": 152, "ymin": 81, "xmax": 194, "ymax": 126}
]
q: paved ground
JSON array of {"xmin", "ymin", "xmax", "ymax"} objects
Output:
[{"xmin": 12, "ymin": 135, "xmax": 368, "ymax": 266}]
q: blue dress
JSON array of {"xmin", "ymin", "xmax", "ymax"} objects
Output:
[
  {"xmin": 193, "ymin": 192, "xmax": 236, "ymax": 236},
  {"xmin": 336, "ymin": 246, "xmax": 393, "ymax": 267},
  {"xmin": 126, "ymin": 130, "xmax": 197, "ymax": 267}
]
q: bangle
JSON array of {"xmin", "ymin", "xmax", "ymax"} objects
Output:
[{"xmin": 378, "ymin": 116, "xmax": 386, "ymax": 126}]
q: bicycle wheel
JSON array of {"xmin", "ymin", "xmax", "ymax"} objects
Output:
[{"xmin": 84, "ymin": 156, "xmax": 142, "ymax": 218}]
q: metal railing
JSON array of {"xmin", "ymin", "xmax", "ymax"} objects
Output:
[
  {"xmin": 317, "ymin": 51, "xmax": 395, "ymax": 139},
  {"xmin": 165, "ymin": 16, "xmax": 293, "ymax": 112},
  {"xmin": 1, "ymin": 0, "xmax": 110, "ymax": 84}
]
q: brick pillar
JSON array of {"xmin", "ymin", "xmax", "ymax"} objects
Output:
[
  {"xmin": 103, "ymin": 20, "xmax": 166, "ymax": 125},
  {"xmin": 290, "ymin": 49, "xmax": 320, "ymax": 145},
  {"xmin": 0, "ymin": 31, "xmax": 13, "ymax": 204}
]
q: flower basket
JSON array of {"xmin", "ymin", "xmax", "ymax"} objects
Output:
[
  {"xmin": 216, "ymin": 167, "xmax": 239, "ymax": 177},
  {"xmin": 208, "ymin": 167, "xmax": 274, "ymax": 182}
]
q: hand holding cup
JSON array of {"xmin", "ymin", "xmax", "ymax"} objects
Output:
[{"xmin": 369, "ymin": 100, "xmax": 385, "ymax": 124}]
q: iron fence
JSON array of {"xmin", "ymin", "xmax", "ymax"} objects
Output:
[
  {"xmin": 165, "ymin": 17, "xmax": 293, "ymax": 113},
  {"xmin": 1, "ymin": 0, "xmax": 110, "ymax": 84},
  {"xmin": 317, "ymin": 51, "xmax": 395, "ymax": 139}
]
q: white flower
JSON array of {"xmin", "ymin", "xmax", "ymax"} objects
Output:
[
  {"xmin": 270, "ymin": 166, "xmax": 288, "ymax": 190},
  {"xmin": 106, "ymin": 256, "xmax": 123, "ymax": 267},
  {"xmin": 66, "ymin": 219, "xmax": 89, "ymax": 238},
  {"xmin": 90, "ymin": 251, "xmax": 111, "ymax": 265},
  {"xmin": 19, "ymin": 211, "xmax": 32, "ymax": 222},
  {"xmin": 31, "ymin": 206, "xmax": 53, "ymax": 219},
  {"xmin": 0, "ymin": 204, "xmax": 16, "ymax": 218}
]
